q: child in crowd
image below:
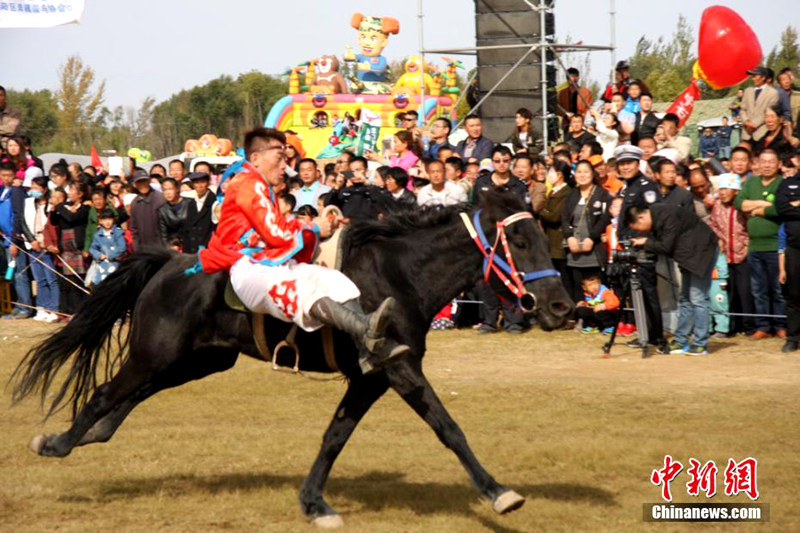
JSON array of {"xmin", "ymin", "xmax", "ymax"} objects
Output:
[
  {"xmin": 317, "ymin": 193, "xmax": 328, "ymax": 215},
  {"xmin": 277, "ymin": 191, "xmax": 296, "ymax": 218},
  {"xmin": 709, "ymin": 253, "xmax": 730, "ymax": 338},
  {"xmin": 296, "ymin": 204, "xmax": 318, "ymax": 223},
  {"xmin": 89, "ymin": 210, "xmax": 126, "ymax": 286},
  {"xmin": 575, "ymin": 274, "xmax": 620, "ymax": 333},
  {"xmin": 708, "ymin": 173, "xmax": 753, "ymax": 336},
  {"xmin": 84, "ymin": 188, "xmax": 122, "ymax": 252}
]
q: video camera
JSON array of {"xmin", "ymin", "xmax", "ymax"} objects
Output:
[{"xmin": 611, "ymin": 239, "xmax": 652, "ymax": 265}]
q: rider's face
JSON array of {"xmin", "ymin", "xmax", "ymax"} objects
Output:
[{"xmin": 251, "ymin": 141, "xmax": 287, "ymax": 186}]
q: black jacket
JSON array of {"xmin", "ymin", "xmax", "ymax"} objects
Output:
[
  {"xmin": 51, "ymin": 203, "xmax": 90, "ymax": 248},
  {"xmin": 181, "ymin": 193, "xmax": 215, "ymax": 254},
  {"xmin": 325, "ymin": 183, "xmax": 391, "ymax": 220},
  {"xmin": 561, "ymin": 186, "xmax": 612, "ymax": 264},
  {"xmin": 564, "ymin": 130, "xmax": 595, "ymax": 151},
  {"xmin": 472, "ymin": 174, "xmax": 528, "ymax": 206},
  {"xmin": 660, "ymin": 185, "xmax": 694, "ymax": 214},
  {"xmin": 506, "ymin": 130, "xmax": 536, "ymax": 154},
  {"xmin": 619, "ymin": 173, "xmax": 662, "ymax": 239},
  {"xmin": 776, "ymin": 173, "xmax": 800, "ymax": 249},
  {"xmin": 632, "ymin": 112, "xmax": 660, "ymax": 144},
  {"xmin": 643, "ymin": 204, "xmax": 717, "ymax": 276},
  {"xmin": 385, "ymin": 188, "xmax": 417, "ymax": 212},
  {"xmin": 157, "ymin": 198, "xmax": 189, "ymax": 244}
]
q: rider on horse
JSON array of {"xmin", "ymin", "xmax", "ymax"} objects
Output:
[{"xmin": 198, "ymin": 127, "xmax": 408, "ymax": 373}]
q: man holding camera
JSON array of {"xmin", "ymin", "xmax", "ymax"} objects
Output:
[
  {"xmin": 616, "ymin": 145, "xmax": 668, "ymax": 353},
  {"xmin": 626, "ymin": 204, "xmax": 718, "ymax": 355},
  {"xmin": 325, "ymin": 155, "xmax": 390, "ymax": 220}
]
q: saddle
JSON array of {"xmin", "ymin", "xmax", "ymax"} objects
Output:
[{"xmin": 225, "ymin": 208, "xmax": 348, "ymax": 373}]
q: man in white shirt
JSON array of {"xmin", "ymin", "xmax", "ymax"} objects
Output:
[
  {"xmin": 417, "ymin": 160, "xmax": 468, "ymax": 207},
  {"xmin": 293, "ymin": 158, "xmax": 331, "ymax": 209}
]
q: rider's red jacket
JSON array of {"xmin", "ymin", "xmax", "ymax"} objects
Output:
[{"xmin": 198, "ymin": 162, "xmax": 319, "ymax": 274}]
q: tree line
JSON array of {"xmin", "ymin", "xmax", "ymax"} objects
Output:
[{"xmin": 9, "ymin": 58, "xmax": 287, "ymax": 159}]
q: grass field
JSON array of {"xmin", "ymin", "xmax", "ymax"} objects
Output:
[{"xmin": 1, "ymin": 320, "xmax": 799, "ymax": 532}]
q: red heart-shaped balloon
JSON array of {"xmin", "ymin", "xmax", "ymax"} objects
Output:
[{"xmin": 697, "ymin": 6, "xmax": 762, "ymax": 89}]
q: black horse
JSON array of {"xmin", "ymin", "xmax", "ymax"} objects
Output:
[{"xmin": 11, "ymin": 192, "xmax": 572, "ymax": 528}]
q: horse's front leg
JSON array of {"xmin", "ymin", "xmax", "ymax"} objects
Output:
[
  {"xmin": 385, "ymin": 359, "xmax": 525, "ymax": 514},
  {"xmin": 299, "ymin": 375, "xmax": 389, "ymax": 528}
]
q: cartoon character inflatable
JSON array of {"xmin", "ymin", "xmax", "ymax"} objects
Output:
[
  {"xmin": 312, "ymin": 55, "xmax": 348, "ymax": 94},
  {"xmin": 184, "ymin": 134, "xmax": 234, "ymax": 156},
  {"xmin": 343, "ymin": 13, "xmax": 399, "ymax": 83},
  {"xmin": 394, "ymin": 56, "xmax": 435, "ymax": 95}
]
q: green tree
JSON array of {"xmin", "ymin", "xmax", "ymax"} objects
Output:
[
  {"xmin": 6, "ymin": 88, "xmax": 59, "ymax": 151},
  {"xmin": 150, "ymin": 72, "xmax": 287, "ymax": 157},
  {"xmin": 629, "ymin": 15, "xmax": 698, "ymax": 102},
  {"xmin": 766, "ymin": 26, "xmax": 800, "ymax": 75},
  {"xmin": 55, "ymin": 55, "xmax": 106, "ymax": 152}
]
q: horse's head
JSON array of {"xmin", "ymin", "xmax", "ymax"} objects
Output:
[{"xmin": 477, "ymin": 190, "xmax": 573, "ymax": 330}]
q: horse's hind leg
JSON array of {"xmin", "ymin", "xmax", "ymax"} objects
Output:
[
  {"xmin": 29, "ymin": 356, "xmax": 158, "ymax": 457},
  {"xmin": 299, "ymin": 375, "xmax": 389, "ymax": 527},
  {"xmin": 75, "ymin": 395, "xmax": 141, "ymax": 447},
  {"xmin": 74, "ymin": 348, "xmax": 240, "ymax": 448},
  {"xmin": 385, "ymin": 360, "xmax": 525, "ymax": 515}
]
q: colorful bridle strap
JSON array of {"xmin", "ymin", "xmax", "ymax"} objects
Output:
[{"xmin": 461, "ymin": 209, "xmax": 560, "ymax": 301}]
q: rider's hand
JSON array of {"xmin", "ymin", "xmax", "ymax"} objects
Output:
[{"xmin": 314, "ymin": 216, "xmax": 333, "ymax": 238}]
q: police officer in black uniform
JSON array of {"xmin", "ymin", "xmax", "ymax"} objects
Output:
[
  {"xmin": 776, "ymin": 170, "xmax": 800, "ymax": 352},
  {"xmin": 615, "ymin": 145, "xmax": 668, "ymax": 353}
]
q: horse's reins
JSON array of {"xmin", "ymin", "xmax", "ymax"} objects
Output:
[{"xmin": 460, "ymin": 209, "xmax": 559, "ymax": 312}]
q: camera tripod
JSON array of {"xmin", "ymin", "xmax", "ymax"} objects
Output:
[{"xmin": 603, "ymin": 262, "xmax": 651, "ymax": 358}]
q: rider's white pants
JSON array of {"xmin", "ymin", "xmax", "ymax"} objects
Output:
[{"xmin": 230, "ymin": 256, "xmax": 360, "ymax": 332}]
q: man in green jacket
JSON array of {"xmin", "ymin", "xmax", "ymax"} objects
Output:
[{"xmin": 733, "ymin": 149, "xmax": 786, "ymax": 339}]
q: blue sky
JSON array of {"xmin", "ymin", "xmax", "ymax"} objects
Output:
[{"xmin": 0, "ymin": 0, "xmax": 795, "ymax": 109}]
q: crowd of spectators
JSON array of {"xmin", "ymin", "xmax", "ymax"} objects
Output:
[{"xmin": 2, "ymin": 61, "xmax": 800, "ymax": 355}]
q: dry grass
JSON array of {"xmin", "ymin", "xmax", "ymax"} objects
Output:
[{"xmin": 1, "ymin": 321, "xmax": 799, "ymax": 532}]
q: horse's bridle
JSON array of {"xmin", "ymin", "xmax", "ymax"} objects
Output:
[{"xmin": 461, "ymin": 209, "xmax": 560, "ymax": 312}]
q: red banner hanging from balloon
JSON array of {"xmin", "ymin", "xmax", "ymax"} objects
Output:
[{"xmin": 665, "ymin": 80, "xmax": 701, "ymax": 129}]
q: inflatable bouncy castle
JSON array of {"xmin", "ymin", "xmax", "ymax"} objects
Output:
[{"xmin": 264, "ymin": 12, "xmax": 460, "ymax": 160}]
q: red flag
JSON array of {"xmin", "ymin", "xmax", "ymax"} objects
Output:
[
  {"xmin": 665, "ymin": 80, "xmax": 701, "ymax": 129},
  {"xmin": 90, "ymin": 145, "xmax": 103, "ymax": 171}
]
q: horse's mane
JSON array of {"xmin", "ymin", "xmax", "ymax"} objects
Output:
[
  {"xmin": 347, "ymin": 204, "xmax": 468, "ymax": 246},
  {"xmin": 347, "ymin": 189, "xmax": 527, "ymax": 247}
]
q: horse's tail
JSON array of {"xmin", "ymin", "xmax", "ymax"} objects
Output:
[{"xmin": 9, "ymin": 248, "xmax": 175, "ymax": 420}]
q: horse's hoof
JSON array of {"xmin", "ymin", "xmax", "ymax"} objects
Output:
[
  {"xmin": 28, "ymin": 434, "xmax": 48, "ymax": 455},
  {"xmin": 312, "ymin": 514, "xmax": 344, "ymax": 529},
  {"xmin": 493, "ymin": 489, "xmax": 526, "ymax": 514}
]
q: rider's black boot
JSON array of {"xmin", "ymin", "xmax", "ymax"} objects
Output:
[{"xmin": 310, "ymin": 297, "xmax": 410, "ymax": 374}]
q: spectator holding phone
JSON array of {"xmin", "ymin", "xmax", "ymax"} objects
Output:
[{"xmin": 324, "ymin": 156, "xmax": 390, "ymax": 220}]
